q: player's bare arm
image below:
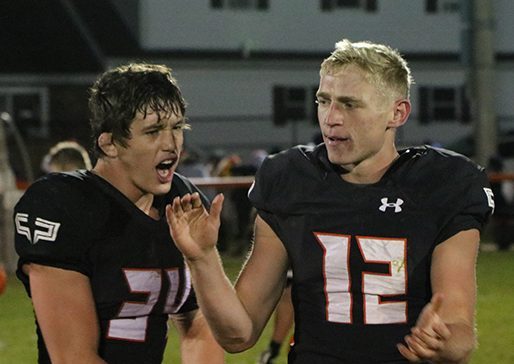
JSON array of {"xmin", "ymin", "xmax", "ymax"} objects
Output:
[
  {"xmin": 166, "ymin": 193, "xmax": 288, "ymax": 352},
  {"xmin": 27, "ymin": 264, "xmax": 107, "ymax": 364},
  {"xmin": 398, "ymin": 229, "xmax": 479, "ymax": 363},
  {"xmin": 232, "ymin": 215, "xmax": 290, "ymax": 347},
  {"xmin": 171, "ymin": 309, "xmax": 224, "ymax": 363}
]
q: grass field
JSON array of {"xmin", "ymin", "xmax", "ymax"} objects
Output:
[{"xmin": 1, "ymin": 250, "xmax": 513, "ymax": 363}]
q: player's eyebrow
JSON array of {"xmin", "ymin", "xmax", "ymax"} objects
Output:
[
  {"xmin": 337, "ymin": 96, "xmax": 364, "ymax": 107},
  {"xmin": 316, "ymin": 92, "xmax": 363, "ymax": 105},
  {"xmin": 141, "ymin": 122, "xmax": 165, "ymax": 132},
  {"xmin": 142, "ymin": 116, "xmax": 188, "ymax": 131},
  {"xmin": 315, "ymin": 91, "xmax": 330, "ymax": 99}
]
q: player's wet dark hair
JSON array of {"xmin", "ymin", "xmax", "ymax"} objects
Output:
[{"xmin": 88, "ymin": 63, "xmax": 187, "ymax": 157}]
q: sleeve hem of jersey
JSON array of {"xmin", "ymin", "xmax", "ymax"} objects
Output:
[
  {"xmin": 436, "ymin": 222, "xmax": 483, "ymax": 245},
  {"xmin": 19, "ymin": 260, "xmax": 90, "ymax": 277}
]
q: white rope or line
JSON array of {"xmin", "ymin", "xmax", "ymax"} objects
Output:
[{"xmin": 188, "ymin": 176, "xmax": 254, "ymax": 188}]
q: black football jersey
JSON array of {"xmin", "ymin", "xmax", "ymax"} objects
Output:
[
  {"xmin": 249, "ymin": 144, "xmax": 493, "ymax": 363},
  {"xmin": 14, "ymin": 171, "xmax": 209, "ymax": 364}
]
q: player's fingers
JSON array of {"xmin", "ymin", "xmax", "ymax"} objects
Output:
[
  {"xmin": 172, "ymin": 196, "xmax": 184, "ymax": 215},
  {"xmin": 209, "ymin": 193, "xmax": 224, "ymax": 222},
  {"xmin": 432, "ymin": 321, "xmax": 451, "ymax": 342},
  {"xmin": 166, "ymin": 201, "xmax": 178, "ymax": 227},
  {"xmin": 410, "ymin": 327, "xmax": 444, "ymax": 351},
  {"xmin": 180, "ymin": 193, "xmax": 193, "ymax": 212},
  {"xmin": 397, "ymin": 343, "xmax": 421, "ymax": 362},
  {"xmin": 165, "ymin": 204, "xmax": 173, "ymax": 223},
  {"xmin": 416, "ymin": 293, "xmax": 444, "ymax": 330},
  {"xmin": 166, "ymin": 201, "xmax": 182, "ymax": 233},
  {"xmin": 404, "ymin": 334, "xmax": 436, "ymax": 360},
  {"xmin": 191, "ymin": 192, "xmax": 203, "ymax": 209}
]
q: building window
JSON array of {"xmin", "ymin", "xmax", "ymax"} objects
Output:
[
  {"xmin": 211, "ymin": 0, "xmax": 269, "ymax": 10},
  {"xmin": 273, "ymin": 86, "xmax": 319, "ymax": 126},
  {"xmin": 425, "ymin": 0, "xmax": 460, "ymax": 14},
  {"xmin": 0, "ymin": 87, "xmax": 50, "ymax": 138},
  {"xmin": 321, "ymin": 0, "xmax": 377, "ymax": 12},
  {"xmin": 418, "ymin": 86, "xmax": 470, "ymax": 124}
]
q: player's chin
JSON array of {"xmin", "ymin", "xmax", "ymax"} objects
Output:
[
  {"xmin": 157, "ymin": 183, "xmax": 173, "ymax": 195},
  {"xmin": 149, "ymin": 181, "xmax": 173, "ymax": 196},
  {"xmin": 327, "ymin": 152, "xmax": 352, "ymax": 167}
]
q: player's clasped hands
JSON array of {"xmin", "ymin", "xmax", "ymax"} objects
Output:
[
  {"xmin": 397, "ymin": 293, "xmax": 452, "ymax": 362},
  {"xmin": 166, "ymin": 192, "xmax": 225, "ymax": 261}
]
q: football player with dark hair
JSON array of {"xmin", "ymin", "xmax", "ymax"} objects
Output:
[
  {"xmin": 167, "ymin": 40, "xmax": 494, "ymax": 363},
  {"xmin": 14, "ymin": 63, "xmax": 224, "ymax": 364}
]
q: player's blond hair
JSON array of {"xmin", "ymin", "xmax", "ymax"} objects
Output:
[{"xmin": 320, "ymin": 39, "xmax": 413, "ymax": 100}]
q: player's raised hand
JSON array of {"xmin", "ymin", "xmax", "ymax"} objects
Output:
[
  {"xmin": 397, "ymin": 293, "xmax": 451, "ymax": 362},
  {"xmin": 166, "ymin": 192, "xmax": 224, "ymax": 261}
]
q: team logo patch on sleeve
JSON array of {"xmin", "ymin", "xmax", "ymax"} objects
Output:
[
  {"xmin": 483, "ymin": 187, "xmax": 495, "ymax": 214},
  {"xmin": 15, "ymin": 213, "xmax": 61, "ymax": 244}
]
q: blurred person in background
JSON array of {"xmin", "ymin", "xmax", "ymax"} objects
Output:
[
  {"xmin": 229, "ymin": 149, "xmax": 268, "ymax": 256},
  {"xmin": 177, "ymin": 147, "xmax": 210, "ymax": 179},
  {"xmin": 487, "ymin": 155, "xmax": 514, "ymax": 251},
  {"xmin": 167, "ymin": 39, "xmax": 493, "ymax": 363},
  {"xmin": 13, "ymin": 63, "xmax": 223, "ymax": 364},
  {"xmin": 40, "ymin": 140, "xmax": 92, "ymax": 174}
]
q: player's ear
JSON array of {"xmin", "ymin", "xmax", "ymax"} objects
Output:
[
  {"xmin": 97, "ymin": 132, "xmax": 118, "ymax": 157},
  {"xmin": 388, "ymin": 99, "xmax": 411, "ymax": 128}
]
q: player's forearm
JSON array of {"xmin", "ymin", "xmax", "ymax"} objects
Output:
[
  {"xmin": 433, "ymin": 322, "xmax": 476, "ymax": 364},
  {"xmin": 186, "ymin": 249, "xmax": 255, "ymax": 352}
]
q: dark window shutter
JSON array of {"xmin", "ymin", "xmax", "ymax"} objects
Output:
[
  {"xmin": 321, "ymin": 0, "xmax": 333, "ymax": 11},
  {"xmin": 273, "ymin": 86, "xmax": 288, "ymax": 126},
  {"xmin": 287, "ymin": 88, "xmax": 306, "ymax": 120},
  {"xmin": 257, "ymin": 0, "xmax": 269, "ymax": 10},
  {"xmin": 426, "ymin": 0, "xmax": 437, "ymax": 13},
  {"xmin": 211, "ymin": 0, "xmax": 223, "ymax": 8},
  {"xmin": 460, "ymin": 86, "xmax": 471, "ymax": 123},
  {"xmin": 366, "ymin": 0, "xmax": 377, "ymax": 12},
  {"xmin": 337, "ymin": 0, "xmax": 359, "ymax": 7},
  {"xmin": 419, "ymin": 87, "xmax": 430, "ymax": 124}
]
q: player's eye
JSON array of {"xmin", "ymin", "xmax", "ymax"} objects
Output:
[
  {"xmin": 173, "ymin": 121, "xmax": 191, "ymax": 131},
  {"xmin": 315, "ymin": 98, "xmax": 329, "ymax": 106}
]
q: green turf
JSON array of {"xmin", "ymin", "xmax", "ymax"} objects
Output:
[
  {"xmin": 1, "ymin": 251, "xmax": 512, "ymax": 363},
  {"xmin": 472, "ymin": 251, "xmax": 514, "ymax": 363}
]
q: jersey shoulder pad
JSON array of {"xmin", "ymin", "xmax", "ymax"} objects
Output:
[
  {"xmin": 14, "ymin": 172, "xmax": 104, "ymax": 274},
  {"xmin": 403, "ymin": 146, "xmax": 494, "ymax": 240},
  {"xmin": 249, "ymin": 145, "xmax": 319, "ymax": 213}
]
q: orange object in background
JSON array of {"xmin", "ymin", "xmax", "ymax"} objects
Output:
[{"xmin": 0, "ymin": 265, "xmax": 7, "ymax": 295}]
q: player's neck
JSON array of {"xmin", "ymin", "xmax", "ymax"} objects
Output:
[
  {"xmin": 341, "ymin": 145, "xmax": 399, "ymax": 184},
  {"xmin": 135, "ymin": 193, "xmax": 160, "ymax": 219},
  {"xmin": 92, "ymin": 159, "xmax": 146, "ymax": 204}
]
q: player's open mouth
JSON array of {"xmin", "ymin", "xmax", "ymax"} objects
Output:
[
  {"xmin": 156, "ymin": 159, "xmax": 175, "ymax": 180},
  {"xmin": 326, "ymin": 135, "xmax": 349, "ymax": 144}
]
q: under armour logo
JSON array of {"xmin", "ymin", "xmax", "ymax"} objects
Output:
[
  {"xmin": 379, "ymin": 198, "xmax": 404, "ymax": 213},
  {"xmin": 15, "ymin": 213, "xmax": 61, "ymax": 244}
]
